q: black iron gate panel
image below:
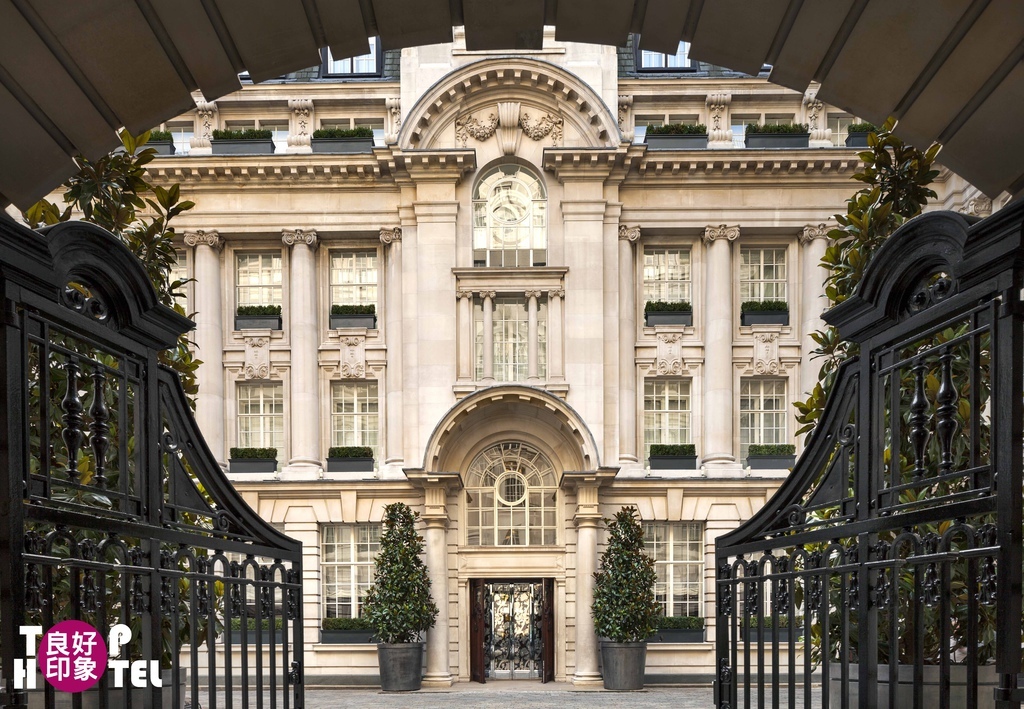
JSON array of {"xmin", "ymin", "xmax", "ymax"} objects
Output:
[
  {"xmin": 0, "ymin": 218, "xmax": 304, "ymax": 708},
  {"xmin": 716, "ymin": 204, "xmax": 1024, "ymax": 709}
]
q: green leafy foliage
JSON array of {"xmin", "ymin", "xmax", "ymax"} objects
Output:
[
  {"xmin": 211, "ymin": 128, "xmax": 273, "ymax": 140},
  {"xmin": 328, "ymin": 446, "xmax": 374, "ymax": 458},
  {"xmin": 322, "ymin": 616, "xmax": 373, "ymax": 630},
  {"xmin": 649, "ymin": 444, "xmax": 696, "ymax": 456},
  {"xmin": 745, "ymin": 615, "xmax": 799, "ymax": 629},
  {"xmin": 363, "ymin": 503, "xmax": 438, "ymax": 643},
  {"xmin": 313, "ymin": 126, "xmax": 374, "ymax": 139},
  {"xmin": 646, "ymin": 123, "xmax": 708, "ymax": 135},
  {"xmin": 331, "ymin": 303, "xmax": 376, "ymax": 315},
  {"xmin": 230, "ymin": 447, "xmax": 277, "ymax": 460},
  {"xmin": 149, "ymin": 130, "xmax": 173, "ymax": 142},
  {"xmin": 656, "ymin": 615, "xmax": 704, "ymax": 630},
  {"xmin": 747, "ymin": 444, "xmax": 795, "ymax": 456},
  {"xmin": 230, "ymin": 617, "xmax": 283, "ymax": 631},
  {"xmin": 236, "ymin": 304, "xmax": 282, "ymax": 317},
  {"xmin": 21, "ymin": 128, "xmax": 200, "ymax": 409},
  {"xmin": 740, "ymin": 299, "xmax": 789, "ymax": 312},
  {"xmin": 746, "ymin": 123, "xmax": 809, "ymax": 134},
  {"xmin": 846, "ymin": 122, "xmax": 878, "ymax": 134},
  {"xmin": 592, "ymin": 507, "xmax": 660, "ymax": 643},
  {"xmin": 644, "ymin": 300, "xmax": 692, "ymax": 312}
]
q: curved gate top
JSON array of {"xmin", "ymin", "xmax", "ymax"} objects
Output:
[
  {"xmin": 716, "ymin": 201, "xmax": 1024, "ymax": 709},
  {"xmin": 0, "ymin": 215, "xmax": 303, "ymax": 708}
]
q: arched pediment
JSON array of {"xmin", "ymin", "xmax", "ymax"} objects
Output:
[{"xmin": 399, "ymin": 58, "xmax": 621, "ymax": 152}]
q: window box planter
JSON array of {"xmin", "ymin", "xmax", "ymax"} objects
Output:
[
  {"xmin": 650, "ymin": 628, "xmax": 704, "ymax": 643},
  {"xmin": 212, "ymin": 139, "xmax": 275, "ymax": 155},
  {"xmin": 325, "ymin": 456, "xmax": 374, "ymax": 472},
  {"xmin": 845, "ymin": 132, "xmax": 871, "ymax": 148},
  {"xmin": 740, "ymin": 310, "xmax": 789, "ymax": 326},
  {"xmin": 320, "ymin": 628, "xmax": 375, "ymax": 643},
  {"xmin": 227, "ymin": 629, "xmax": 286, "ymax": 644},
  {"xmin": 229, "ymin": 458, "xmax": 278, "ymax": 473},
  {"xmin": 745, "ymin": 133, "xmax": 810, "ymax": 149},
  {"xmin": 330, "ymin": 313, "xmax": 376, "ymax": 329},
  {"xmin": 149, "ymin": 140, "xmax": 175, "ymax": 155},
  {"xmin": 235, "ymin": 314, "xmax": 282, "ymax": 330},
  {"xmin": 649, "ymin": 455, "xmax": 698, "ymax": 470},
  {"xmin": 644, "ymin": 133, "xmax": 708, "ymax": 150},
  {"xmin": 312, "ymin": 137, "xmax": 374, "ymax": 154},
  {"xmin": 645, "ymin": 311, "xmax": 692, "ymax": 327},
  {"xmin": 746, "ymin": 445, "xmax": 796, "ymax": 470}
]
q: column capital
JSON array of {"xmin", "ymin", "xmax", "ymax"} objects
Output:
[
  {"xmin": 456, "ymin": 289, "xmax": 474, "ymax": 300},
  {"xmin": 480, "ymin": 290, "xmax": 496, "ymax": 300},
  {"xmin": 547, "ymin": 288, "xmax": 565, "ymax": 299},
  {"xmin": 524, "ymin": 289, "xmax": 542, "ymax": 299},
  {"xmin": 800, "ymin": 223, "xmax": 830, "ymax": 244},
  {"xmin": 703, "ymin": 224, "xmax": 740, "ymax": 244},
  {"xmin": 282, "ymin": 228, "xmax": 318, "ymax": 250},
  {"xmin": 380, "ymin": 226, "xmax": 402, "ymax": 245},
  {"xmin": 183, "ymin": 230, "xmax": 222, "ymax": 250},
  {"xmin": 618, "ymin": 224, "xmax": 641, "ymax": 242}
]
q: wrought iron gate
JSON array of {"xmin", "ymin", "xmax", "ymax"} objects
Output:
[
  {"xmin": 0, "ymin": 217, "xmax": 304, "ymax": 708},
  {"xmin": 715, "ymin": 204, "xmax": 1024, "ymax": 708},
  {"xmin": 484, "ymin": 582, "xmax": 543, "ymax": 680}
]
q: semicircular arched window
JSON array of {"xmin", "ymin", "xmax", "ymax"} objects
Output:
[
  {"xmin": 472, "ymin": 165, "xmax": 547, "ymax": 268},
  {"xmin": 465, "ymin": 441, "xmax": 557, "ymax": 546}
]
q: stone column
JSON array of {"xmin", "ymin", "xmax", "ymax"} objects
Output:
[
  {"xmin": 547, "ymin": 289, "xmax": 564, "ymax": 382},
  {"xmin": 526, "ymin": 290, "xmax": 540, "ymax": 382},
  {"xmin": 618, "ymin": 225, "xmax": 640, "ymax": 464},
  {"xmin": 800, "ymin": 224, "xmax": 830, "ymax": 398},
  {"xmin": 282, "ymin": 228, "xmax": 320, "ymax": 477},
  {"xmin": 184, "ymin": 230, "xmax": 225, "ymax": 465},
  {"xmin": 572, "ymin": 481, "xmax": 603, "ymax": 685},
  {"xmin": 456, "ymin": 289, "xmax": 473, "ymax": 381},
  {"xmin": 703, "ymin": 225, "xmax": 739, "ymax": 465},
  {"xmin": 381, "ymin": 226, "xmax": 404, "ymax": 470},
  {"xmin": 481, "ymin": 291, "xmax": 495, "ymax": 382}
]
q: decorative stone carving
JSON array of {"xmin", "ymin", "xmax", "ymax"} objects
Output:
[
  {"xmin": 800, "ymin": 223, "xmax": 830, "ymax": 244},
  {"xmin": 959, "ymin": 196, "xmax": 993, "ymax": 217},
  {"xmin": 656, "ymin": 333, "xmax": 686, "ymax": 376},
  {"xmin": 706, "ymin": 93, "xmax": 732, "ymax": 148},
  {"xmin": 287, "ymin": 99, "xmax": 313, "ymax": 150},
  {"xmin": 385, "ymin": 97, "xmax": 402, "ymax": 144},
  {"xmin": 455, "ymin": 112, "xmax": 498, "ymax": 147},
  {"xmin": 243, "ymin": 337, "xmax": 270, "ymax": 380},
  {"xmin": 520, "ymin": 111, "xmax": 563, "ymax": 146},
  {"xmin": 340, "ymin": 336, "xmax": 366, "ymax": 378},
  {"xmin": 618, "ymin": 224, "xmax": 641, "ymax": 242},
  {"xmin": 547, "ymin": 288, "xmax": 565, "ymax": 299},
  {"xmin": 497, "ymin": 102, "xmax": 522, "ymax": 155},
  {"xmin": 753, "ymin": 332, "xmax": 780, "ymax": 375},
  {"xmin": 480, "ymin": 290, "xmax": 496, "ymax": 300},
  {"xmin": 282, "ymin": 228, "xmax": 318, "ymax": 249},
  {"xmin": 803, "ymin": 90, "xmax": 831, "ymax": 147},
  {"xmin": 183, "ymin": 230, "xmax": 223, "ymax": 250},
  {"xmin": 380, "ymin": 226, "xmax": 402, "ymax": 245},
  {"xmin": 456, "ymin": 289, "xmax": 474, "ymax": 300},
  {"xmin": 618, "ymin": 95, "xmax": 634, "ymax": 143},
  {"xmin": 524, "ymin": 289, "xmax": 542, "ymax": 299},
  {"xmin": 191, "ymin": 101, "xmax": 217, "ymax": 151},
  {"xmin": 703, "ymin": 225, "xmax": 740, "ymax": 244}
]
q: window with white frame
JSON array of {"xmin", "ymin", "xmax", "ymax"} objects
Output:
[
  {"xmin": 643, "ymin": 379, "xmax": 691, "ymax": 463},
  {"xmin": 739, "ymin": 378, "xmax": 787, "ymax": 460},
  {"xmin": 472, "ymin": 165, "xmax": 547, "ymax": 268},
  {"xmin": 235, "ymin": 252, "xmax": 283, "ymax": 309},
  {"xmin": 262, "ymin": 121, "xmax": 289, "ymax": 153},
  {"xmin": 330, "ymin": 381, "xmax": 379, "ymax": 461},
  {"xmin": 643, "ymin": 247, "xmax": 691, "ymax": 304},
  {"xmin": 167, "ymin": 122, "xmax": 193, "ymax": 155},
  {"xmin": 828, "ymin": 113, "xmax": 855, "ymax": 147},
  {"xmin": 643, "ymin": 522, "xmax": 704, "ymax": 617},
  {"xmin": 324, "ymin": 38, "xmax": 380, "ymax": 75},
  {"xmin": 169, "ymin": 249, "xmax": 188, "ymax": 309},
  {"xmin": 465, "ymin": 442, "xmax": 557, "ymax": 546},
  {"xmin": 330, "ymin": 250, "xmax": 378, "ymax": 308},
  {"xmin": 322, "ymin": 524, "xmax": 380, "ymax": 619},
  {"xmin": 638, "ymin": 41, "xmax": 694, "ymax": 70},
  {"xmin": 731, "ymin": 115, "xmax": 760, "ymax": 147},
  {"xmin": 474, "ymin": 296, "xmax": 547, "ymax": 381},
  {"xmin": 740, "ymin": 247, "xmax": 787, "ymax": 303},
  {"xmin": 320, "ymin": 117, "xmax": 386, "ymax": 146},
  {"xmin": 237, "ymin": 382, "xmax": 284, "ymax": 450}
]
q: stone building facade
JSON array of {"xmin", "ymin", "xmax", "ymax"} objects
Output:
[{"xmin": 153, "ymin": 33, "xmax": 994, "ymax": 685}]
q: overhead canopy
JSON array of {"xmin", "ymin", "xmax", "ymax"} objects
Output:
[{"xmin": 1, "ymin": 0, "xmax": 1022, "ymax": 207}]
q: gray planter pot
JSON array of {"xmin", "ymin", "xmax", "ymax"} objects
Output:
[
  {"xmin": 601, "ymin": 641, "xmax": 647, "ymax": 690},
  {"xmin": 745, "ymin": 133, "xmax": 810, "ymax": 149},
  {"xmin": 741, "ymin": 310, "xmax": 789, "ymax": 326},
  {"xmin": 845, "ymin": 132, "xmax": 871, "ymax": 148},
  {"xmin": 212, "ymin": 139, "xmax": 275, "ymax": 154},
  {"xmin": 149, "ymin": 140, "xmax": 175, "ymax": 155},
  {"xmin": 644, "ymin": 134, "xmax": 708, "ymax": 149},
  {"xmin": 645, "ymin": 311, "xmax": 692, "ymax": 327},
  {"xmin": 330, "ymin": 313, "xmax": 377, "ymax": 329},
  {"xmin": 229, "ymin": 458, "xmax": 277, "ymax": 473},
  {"xmin": 650, "ymin": 628, "xmax": 704, "ymax": 643},
  {"xmin": 746, "ymin": 454, "xmax": 796, "ymax": 470},
  {"xmin": 235, "ymin": 314, "xmax": 282, "ymax": 330},
  {"xmin": 326, "ymin": 456, "xmax": 374, "ymax": 472},
  {"xmin": 649, "ymin": 455, "xmax": 698, "ymax": 470},
  {"xmin": 829, "ymin": 663, "xmax": 998, "ymax": 709},
  {"xmin": 312, "ymin": 137, "xmax": 375, "ymax": 153},
  {"xmin": 321, "ymin": 628, "xmax": 374, "ymax": 643},
  {"xmin": 377, "ymin": 642, "xmax": 424, "ymax": 692}
]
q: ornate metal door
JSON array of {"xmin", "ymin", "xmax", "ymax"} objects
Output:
[
  {"xmin": 478, "ymin": 581, "xmax": 544, "ymax": 680},
  {"xmin": 470, "ymin": 578, "xmax": 486, "ymax": 683}
]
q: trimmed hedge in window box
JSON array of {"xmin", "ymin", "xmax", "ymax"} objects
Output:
[
  {"xmin": 211, "ymin": 128, "xmax": 275, "ymax": 155},
  {"xmin": 845, "ymin": 123, "xmax": 877, "ymax": 148},
  {"xmin": 147, "ymin": 130, "xmax": 175, "ymax": 155},
  {"xmin": 650, "ymin": 615, "xmax": 704, "ymax": 643},
  {"xmin": 740, "ymin": 300, "xmax": 789, "ymax": 326},
  {"xmin": 229, "ymin": 447, "xmax": 278, "ymax": 473},
  {"xmin": 746, "ymin": 444, "xmax": 796, "ymax": 470},
  {"xmin": 325, "ymin": 446, "xmax": 374, "ymax": 473},
  {"xmin": 312, "ymin": 127, "xmax": 374, "ymax": 154},
  {"xmin": 644, "ymin": 124, "xmax": 708, "ymax": 150},
  {"xmin": 741, "ymin": 615, "xmax": 803, "ymax": 643},
  {"xmin": 236, "ymin": 304, "xmax": 282, "ymax": 330},
  {"xmin": 644, "ymin": 300, "xmax": 692, "ymax": 327},
  {"xmin": 330, "ymin": 304, "xmax": 376, "ymax": 330},
  {"xmin": 745, "ymin": 123, "xmax": 810, "ymax": 149},
  {"xmin": 228, "ymin": 616, "xmax": 285, "ymax": 644},
  {"xmin": 321, "ymin": 617, "xmax": 375, "ymax": 643},
  {"xmin": 648, "ymin": 443, "xmax": 697, "ymax": 470}
]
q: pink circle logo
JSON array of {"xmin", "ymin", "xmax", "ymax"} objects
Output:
[{"xmin": 39, "ymin": 620, "xmax": 108, "ymax": 693}]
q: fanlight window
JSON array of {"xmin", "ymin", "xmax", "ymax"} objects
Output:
[
  {"xmin": 472, "ymin": 165, "xmax": 547, "ymax": 267},
  {"xmin": 466, "ymin": 442, "xmax": 557, "ymax": 546}
]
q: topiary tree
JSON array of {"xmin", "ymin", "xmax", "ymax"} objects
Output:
[
  {"xmin": 363, "ymin": 502, "xmax": 439, "ymax": 643},
  {"xmin": 592, "ymin": 506, "xmax": 660, "ymax": 642}
]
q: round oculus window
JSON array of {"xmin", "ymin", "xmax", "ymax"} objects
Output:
[{"xmin": 495, "ymin": 470, "xmax": 527, "ymax": 506}]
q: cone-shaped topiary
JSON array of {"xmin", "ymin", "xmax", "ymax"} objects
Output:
[
  {"xmin": 363, "ymin": 502, "xmax": 439, "ymax": 643},
  {"xmin": 592, "ymin": 506, "xmax": 661, "ymax": 642}
]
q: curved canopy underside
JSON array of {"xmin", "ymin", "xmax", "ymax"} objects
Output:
[{"xmin": 1, "ymin": 0, "xmax": 1021, "ymax": 208}]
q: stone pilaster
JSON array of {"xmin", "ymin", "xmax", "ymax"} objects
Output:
[
  {"xmin": 800, "ymin": 224, "xmax": 830, "ymax": 398},
  {"xmin": 381, "ymin": 226, "xmax": 404, "ymax": 471},
  {"xmin": 618, "ymin": 224, "xmax": 641, "ymax": 465},
  {"xmin": 526, "ymin": 290, "xmax": 541, "ymax": 382},
  {"xmin": 706, "ymin": 93, "xmax": 732, "ymax": 148},
  {"xmin": 282, "ymin": 229, "xmax": 320, "ymax": 477},
  {"xmin": 456, "ymin": 289, "xmax": 473, "ymax": 381},
  {"xmin": 184, "ymin": 230, "xmax": 224, "ymax": 464},
  {"xmin": 804, "ymin": 90, "xmax": 831, "ymax": 148},
  {"xmin": 287, "ymin": 99, "xmax": 313, "ymax": 154},
  {"xmin": 703, "ymin": 225, "xmax": 739, "ymax": 465},
  {"xmin": 547, "ymin": 289, "xmax": 565, "ymax": 382},
  {"xmin": 480, "ymin": 291, "xmax": 495, "ymax": 382},
  {"xmin": 190, "ymin": 101, "xmax": 217, "ymax": 155}
]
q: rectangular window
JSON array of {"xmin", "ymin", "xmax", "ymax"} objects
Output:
[
  {"xmin": 829, "ymin": 113, "xmax": 855, "ymax": 147},
  {"xmin": 643, "ymin": 247, "xmax": 691, "ymax": 304},
  {"xmin": 235, "ymin": 252, "xmax": 283, "ymax": 309},
  {"xmin": 331, "ymin": 381, "xmax": 379, "ymax": 461},
  {"xmin": 330, "ymin": 250, "xmax": 378, "ymax": 308},
  {"xmin": 740, "ymin": 247, "xmax": 787, "ymax": 303},
  {"xmin": 731, "ymin": 115, "xmax": 760, "ymax": 148},
  {"xmin": 643, "ymin": 522, "xmax": 704, "ymax": 617},
  {"xmin": 324, "ymin": 38, "xmax": 380, "ymax": 76},
  {"xmin": 643, "ymin": 379, "xmax": 691, "ymax": 463},
  {"xmin": 261, "ymin": 121, "xmax": 289, "ymax": 154},
  {"xmin": 474, "ymin": 296, "xmax": 547, "ymax": 381},
  {"xmin": 739, "ymin": 378, "xmax": 787, "ymax": 460},
  {"xmin": 167, "ymin": 122, "xmax": 193, "ymax": 155},
  {"xmin": 638, "ymin": 41, "xmax": 693, "ymax": 70},
  {"xmin": 237, "ymin": 382, "xmax": 284, "ymax": 450},
  {"xmin": 322, "ymin": 524, "xmax": 380, "ymax": 619}
]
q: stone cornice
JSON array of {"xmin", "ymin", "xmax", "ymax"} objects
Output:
[
  {"xmin": 635, "ymin": 151, "xmax": 861, "ymax": 180},
  {"xmin": 385, "ymin": 149, "xmax": 477, "ymax": 183},
  {"xmin": 542, "ymin": 146, "xmax": 640, "ymax": 183}
]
